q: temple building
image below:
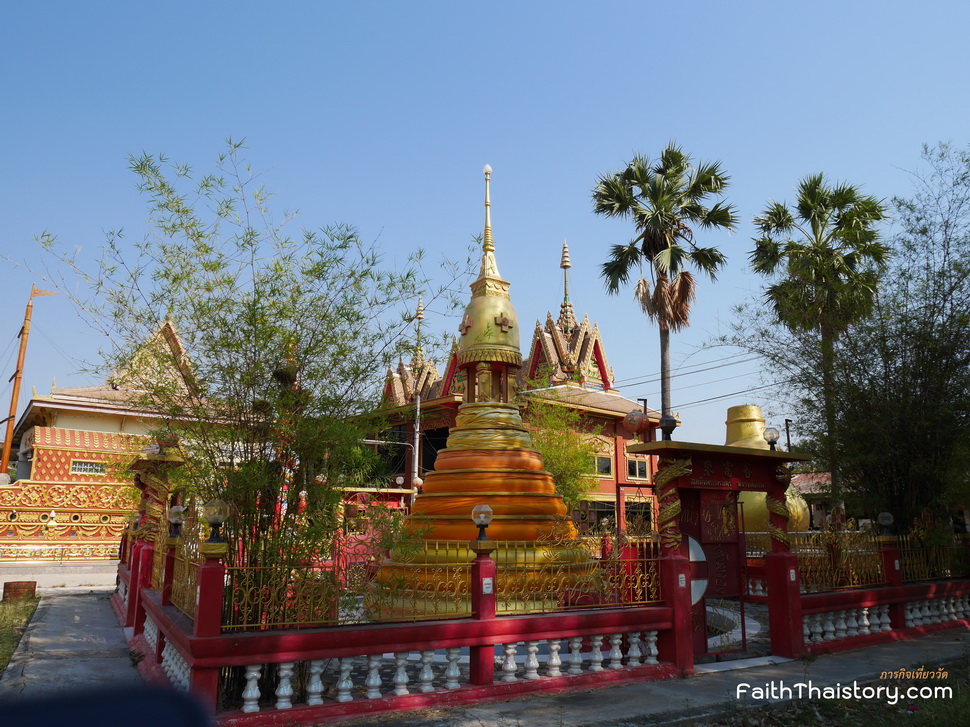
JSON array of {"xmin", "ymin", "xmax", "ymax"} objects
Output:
[{"xmin": 380, "ymin": 233, "xmax": 663, "ymax": 535}]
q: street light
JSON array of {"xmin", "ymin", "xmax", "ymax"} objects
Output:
[
  {"xmin": 203, "ymin": 499, "xmax": 230, "ymax": 543},
  {"xmin": 763, "ymin": 427, "xmax": 780, "ymax": 451},
  {"xmin": 167, "ymin": 504, "xmax": 186, "ymax": 538},
  {"xmin": 472, "ymin": 504, "xmax": 493, "ymax": 541}
]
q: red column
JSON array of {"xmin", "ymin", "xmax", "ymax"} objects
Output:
[
  {"xmin": 469, "ymin": 544, "xmax": 496, "ymax": 685},
  {"xmin": 765, "ymin": 551, "xmax": 803, "ymax": 657},
  {"xmin": 123, "ymin": 541, "xmax": 143, "ymax": 628},
  {"xmin": 765, "ymin": 473, "xmax": 804, "ymax": 658},
  {"xmin": 191, "ymin": 544, "xmax": 227, "ymax": 714},
  {"xmin": 132, "ymin": 542, "xmax": 154, "ymax": 636},
  {"xmin": 880, "ymin": 536, "xmax": 905, "ymax": 628},
  {"xmin": 657, "ymin": 552, "xmax": 693, "ymax": 671},
  {"xmin": 193, "ymin": 548, "xmax": 226, "ymax": 638},
  {"xmin": 161, "ymin": 537, "xmax": 178, "ymax": 606}
]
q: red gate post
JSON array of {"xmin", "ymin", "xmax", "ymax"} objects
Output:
[
  {"xmin": 161, "ymin": 536, "xmax": 178, "ymax": 606},
  {"xmin": 469, "ymin": 538, "xmax": 497, "ymax": 685},
  {"xmin": 123, "ymin": 539, "xmax": 144, "ymax": 628},
  {"xmin": 764, "ymin": 466, "xmax": 804, "ymax": 658},
  {"xmin": 879, "ymin": 535, "xmax": 905, "ymax": 628},
  {"xmin": 191, "ymin": 540, "xmax": 228, "ymax": 714},
  {"xmin": 658, "ymin": 550, "xmax": 693, "ymax": 671},
  {"xmin": 132, "ymin": 541, "xmax": 155, "ymax": 636}
]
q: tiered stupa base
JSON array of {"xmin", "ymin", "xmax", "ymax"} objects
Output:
[{"xmin": 375, "ymin": 402, "xmax": 595, "ymax": 617}]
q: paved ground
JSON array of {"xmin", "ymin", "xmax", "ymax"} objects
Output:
[
  {"xmin": 0, "ymin": 587, "xmax": 140, "ymax": 699},
  {"xmin": 2, "ymin": 589, "xmax": 970, "ymax": 726}
]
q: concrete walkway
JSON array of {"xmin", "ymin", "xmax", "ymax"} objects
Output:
[
  {"xmin": 0, "ymin": 588, "xmax": 141, "ymax": 699},
  {"xmin": 2, "ymin": 590, "xmax": 970, "ymax": 726}
]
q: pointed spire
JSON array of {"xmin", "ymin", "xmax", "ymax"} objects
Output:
[
  {"xmin": 557, "ymin": 241, "xmax": 578, "ymax": 335},
  {"xmin": 457, "ymin": 164, "xmax": 521, "ymax": 370},
  {"xmin": 477, "ymin": 165, "xmax": 501, "ymax": 279},
  {"xmin": 412, "ymin": 298, "xmax": 425, "ymax": 369}
]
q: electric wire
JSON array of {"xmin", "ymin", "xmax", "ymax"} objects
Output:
[{"xmin": 609, "ymin": 351, "xmax": 754, "ymax": 385}]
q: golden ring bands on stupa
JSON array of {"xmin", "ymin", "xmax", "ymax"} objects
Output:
[{"xmin": 375, "ymin": 403, "xmax": 594, "ymax": 614}]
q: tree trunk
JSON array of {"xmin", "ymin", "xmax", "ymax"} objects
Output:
[
  {"xmin": 820, "ymin": 327, "xmax": 842, "ymax": 504},
  {"xmin": 660, "ymin": 325, "xmax": 671, "ymax": 418}
]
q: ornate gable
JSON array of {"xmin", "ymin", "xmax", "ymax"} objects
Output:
[{"xmin": 520, "ymin": 244, "xmax": 616, "ymax": 392}]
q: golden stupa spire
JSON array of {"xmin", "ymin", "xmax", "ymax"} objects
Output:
[
  {"xmin": 558, "ymin": 241, "xmax": 578, "ymax": 335},
  {"xmin": 478, "ymin": 164, "xmax": 501, "ymax": 279},
  {"xmin": 457, "ymin": 165, "xmax": 520, "ymax": 374}
]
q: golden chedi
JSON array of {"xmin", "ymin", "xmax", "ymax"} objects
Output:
[
  {"xmin": 374, "ymin": 166, "xmax": 592, "ymax": 617},
  {"xmin": 724, "ymin": 404, "xmax": 810, "ymax": 533}
]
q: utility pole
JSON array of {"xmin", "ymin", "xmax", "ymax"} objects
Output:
[
  {"xmin": 1, "ymin": 285, "xmax": 57, "ymax": 479},
  {"xmin": 411, "ymin": 299, "xmax": 425, "ymax": 505}
]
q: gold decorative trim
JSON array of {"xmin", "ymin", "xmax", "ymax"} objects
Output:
[{"xmin": 655, "ymin": 457, "xmax": 691, "ymax": 551}]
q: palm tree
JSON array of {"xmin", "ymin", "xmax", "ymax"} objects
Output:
[
  {"xmin": 592, "ymin": 144, "xmax": 737, "ymax": 432},
  {"xmin": 750, "ymin": 173, "xmax": 888, "ymax": 497}
]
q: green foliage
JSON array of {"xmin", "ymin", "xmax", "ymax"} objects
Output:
[
  {"xmin": 0, "ymin": 597, "xmax": 37, "ymax": 676},
  {"xmin": 38, "ymin": 141, "xmax": 466, "ymax": 568},
  {"xmin": 751, "ymin": 173, "xmax": 890, "ymax": 337},
  {"xmin": 592, "ymin": 143, "xmax": 736, "ymax": 416},
  {"xmin": 749, "ymin": 173, "xmax": 888, "ymax": 502},
  {"xmin": 518, "ymin": 385, "xmax": 597, "ymax": 513},
  {"xmin": 729, "ymin": 145, "xmax": 970, "ymax": 531}
]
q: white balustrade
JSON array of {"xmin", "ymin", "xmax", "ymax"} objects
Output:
[
  {"xmin": 588, "ymin": 635, "xmax": 604, "ymax": 672},
  {"xmin": 524, "ymin": 641, "xmax": 540, "ymax": 680},
  {"xmin": 568, "ymin": 637, "xmax": 584, "ymax": 674},
  {"xmin": 307, "ymin": 660, "xmax": 325, "ymax": 706},
  {"xmin": 275, "ymin": 662, "xmax": 294, "ymax": 709},
  {"xmin": 143, "ymin": 616, "xmax": 159, "ymax": 657},
  {"xmin": 608, "ymin": 634, "xmax": 624, "ymax": 669},
  {"xmin": 393, "ymin": 652, "xmax": 410, "ymax": 696},
  {"xmin": 644, "ymin": 631, "xmax": 659, "ymax": 665},
  {"xmin": 501, "ymin": 643, "xmax": 519, "ymax": 682},
  {"xmin": 444, "ymin": 648, "xmax": 462, "ymax": 689},
  {"xmin": 546, "ymin": 639, "xmax": 562, "ymax": 676},
  {"xmin": 224, "ymin": 630, "xmax": 671, "ymax": 711},
  {"xmin": 626, "ymin": 632, "xmax": 642, "ymax": 666},
  {"xmin": 160, "ymin": 641, "xmax": 189, "ymax": 692},
  {"xmin": 366, "ymin": 654, "xmax": 382, "ymax": 699},
  {"xmin": 335, "ymin": 657, "xmax": 354, "ymax": 703},
  {"xmin": 419, "ymin": 650, "xmax": 436, "ymax": 693},
  {"xmin": 241, "ymin": 665, "xmax": 261, "ymax": 713}
]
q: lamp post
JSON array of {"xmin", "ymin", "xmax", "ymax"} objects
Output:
[
  {"xmin": 472, "ymin": 504, "xmax": 493, "ymax": 541},
  {"xmin": 659, "ymin": 414, "xmax": 677, "ymax": 442},
  {"xmin": 202, "ymin": 499, "xmax": 230, "ymax": 543},
  {"xmin": 763, "ymin": 427, "xmax": 780, "ymax": 451},
  {"xmin": 469, "ymin": 502, "xmax": 496, "ymax": 684},
  {"xmin": 167, "ymin": 504, "xmax": 185, "ymax": 539}
]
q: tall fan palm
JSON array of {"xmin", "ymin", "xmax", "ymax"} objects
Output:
[
  {"xmin": 593, "ymin": 144, "xmax": 737, "ymax": 428},
  {"xmin": 750, "ymin": 173, "xmax": 888, "ymax": 496}
]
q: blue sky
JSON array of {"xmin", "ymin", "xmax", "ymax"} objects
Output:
[{"xmin": 2, "ymin": 2, "xmax": 968, "ymax": 445}]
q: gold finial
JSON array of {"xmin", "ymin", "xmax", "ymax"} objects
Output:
[
  {"xmin": 483, "ymin": 164, "xmax": 493, "ymax": 253},
  {"xmin": 558, "ymin": 241, "xmax": 578, "ymax": 335},
  {"xmin": 560, "ymin": 241, "xmax": 572, "ymax": 270}
]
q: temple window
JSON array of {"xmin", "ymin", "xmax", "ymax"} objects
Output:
[
  {"xmin": 70, "ymin": 460, "xmax": 107, "ymax": 475},
  {"xmin": 593, "ymin": 455, "xmax": 612, "ymax": 476},
  {"xmin": 627, "ymin": 459, "xmax": 648, "ymax": 479}
]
